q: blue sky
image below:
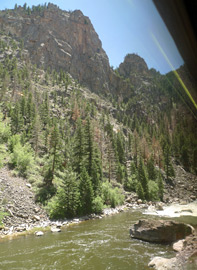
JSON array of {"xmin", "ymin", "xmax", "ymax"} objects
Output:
[{"xmin": 0, "ymin": 0, "xmax": 183, "ymax": 74}]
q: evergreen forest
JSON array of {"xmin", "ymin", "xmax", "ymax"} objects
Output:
[{"xmin": 0, "ymin": 14, "xmax": 197, "ymax": 220}]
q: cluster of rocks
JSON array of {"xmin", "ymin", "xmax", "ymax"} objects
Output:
[
  {"xmin": 148, "ymin": 234, "xmax": 197, "ymax": 270},
  {"xmin": 0, "ymin": 168, "xmax": 49, "ymax": 236},
  {"xmin": 130, "ymin": 219, "xmax": 197, "ymax": 270},
  {"xmin": 163, "ymin": 164, "xmax": 197, "ymax": 204},
  {"xmin": 2, "ymin": 207, "xmax": 128, "ymax": 238},
  {"xmin": 0, "ymin": 167, "xmax": 131, "ymax": 238}
]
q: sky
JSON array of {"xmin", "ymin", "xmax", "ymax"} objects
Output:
[{"xmin": 0, "ymin": 0, "xmax": 184, "ymax": 74}]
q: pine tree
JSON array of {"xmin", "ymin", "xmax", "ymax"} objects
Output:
[
  {"xmin": 164, "ymin": 145, "xmax": 175, "ymax": 179},
  {"xmin": 147, "ymin": 155, "xmax": 157, "ymax": 181},
  {"xmin": 50, "ymin": 120, "xmax": 61, "ymax": 180},
  {"xmin": 106, "ymin": 137, "xmax": 117, "ymax": 182},
  {"xmin": 133, "ymin": 130, "xmax": 139, "ymax": 167},
  {"xmin": 31, "ymin": 113, "xmax": 42, "ymax": 155},
  {"xmin": 73, "ymin": 118, "xmax": 84, "ymax": 175},
  {"xmin": 136, "ymin": 182, "xmax": 145, "ymax": 200},
  {"xmin": 79, "ymin": 167, "xmax": 94, "ymax": 214},
  {"xmin": 84, "ymin": 117, "xmax": 94, "ymax": 176},
  {"xmin": 49, "ymin": 170, "xmax": 80, "ymax": 218},
  {"xmin": 23, "ymin": 3, "xmax": 27, "ymax": 10},
  {"xmin": 116, "ymin": 162, "xmax": 127, "ymax": 184},
  {"xmin": 138, "ymin": 158, "xmax": 149, "ymax": 200},
  {"xmin": 10, "ymin": 102, "xmax": 24, "ymax": 134},
  {"xmin": 116, "ymin": 131, "xmax": 125, "ymax": 164},
  {"xmin": 83, "ymin": 117, "xmax": 102, "ymax": 193},
  {"xmin": 91, "ymin": 148, "xmax": 102, "ymax": 194},
  {"xmin": 40, "ymin": 92, "xmax": 50, "ymax": 127},
  {"xmin": 43, "ymin": 120, "xmax": 61, "ymax": 185}
]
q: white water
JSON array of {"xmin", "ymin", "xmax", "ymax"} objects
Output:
[{"xmin": 144, "ymin": 201, "xmax": 197, "ymax": 218}]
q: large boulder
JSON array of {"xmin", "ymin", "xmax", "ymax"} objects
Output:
[{"xmin": 130, "ymin": 219, "xmax": 194, "ymax": 243}]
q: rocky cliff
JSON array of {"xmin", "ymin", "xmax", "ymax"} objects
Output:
[{"xmin": 0, "ymin": 4, "xmax": 111, "ymax": 94}]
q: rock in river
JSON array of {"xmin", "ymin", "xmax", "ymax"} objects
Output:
[
  {"xmin": 51, "ymin": 227, "xmax": 61, "ymax": 233},
  {"xmin": 130, "ymin": 219, "xmax": 194, "ymax": 243},
  {"xmin": 35, "ymin": 231, "xmax": 44, "ymax": 236}
]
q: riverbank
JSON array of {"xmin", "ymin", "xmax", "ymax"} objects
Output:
[
  {"xmin": 1, "ymin": 165, "xmax": 197, "ymax": 240},
  {"xmin": 0, "ymin": 204, "xmax": 130, "ymax": 240},
  {"xmin": 1, "ymin": 199, "xmax": 197, "ymax": 240}
]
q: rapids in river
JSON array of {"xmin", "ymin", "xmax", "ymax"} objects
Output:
[{"xmin": 0, "ymin": 207, "xmax": 196, "ymax": 270}]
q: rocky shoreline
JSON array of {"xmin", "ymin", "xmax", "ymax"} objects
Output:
[
  {"xmin": 1, "ymin": 166, "xmax": 197, "ymax": 241},
  {"xmin": 0, "ymin": 204, "xmax": 126, "ymax": 239},
  {"xmin": 130, "ymin": 219, "xmax": 197, "ymax": 270},
  {"xmin": 1, "ymin": 199, "xmax": 197, "ymax": 240},
  {"xmin": 148, "ymin": 233, "xmax": 197, "ymax": 270},
  {"xmin": 0, "ymin": 199, "xmax": 152, "ymax": 239}
]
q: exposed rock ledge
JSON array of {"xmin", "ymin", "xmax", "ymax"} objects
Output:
[{"xmin": 130, "ymin": 219, "xmax": 194, "ymax": 243}]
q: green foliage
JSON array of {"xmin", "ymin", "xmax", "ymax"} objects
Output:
[
  {"xmin": 0, "ymin": 33, "xmax": 196, "ymax": 221},
  {"xmin": 136, "ymin": 182, "xmax": 145, "ymax": 200},
  {"xmin": 101, "ymin": 181, "xmax": 124, "ymax": 208},
  {"xmin": 147, "ymin": 156, "xmax": 157, "ymax": 181},
  {"xmin": 116, "ymin": 163, "xmax": 126, "ymax": 184},
  {"xmin": 92, "ymin": 196, "xmax": 104, "ymax": 214},
  {"xmin": 157, "ymin": 173, "xmax": 164, "ymax": 201},
  {"xmin": 124, "ymin": 175, "xmax": 137, "ymax": 192},
  {"xmin": 79, "ymin": 168, "xmax": 94, "ymax": 215},
  {"xmin": 0, "ymin": 113, "xmax": 10, "ymax": 143},
  {"xmin": 10, "ymin": 102, "xmax": 24, "ymax": 134},
  {"xmin": 47, "ymin": 170, "xmax": 80, "ymax": 219},
  {"xmin": 73, "ymin": 118, "xmax": 84, "ymax": 175},
  {"xmin": 8, "ymin": 134, "xmax": 21, "ymax": 152},
  {"xmin": 0, "ymin": 144, "xmax": 7, "ymax": 168},
  {"xmin": 164, "ymin": 145, "xmax": 175, "ymax": 179},
  {"xmin": 138, "ymin": 158, "xmax": 149, "ymax": 200},
  {"xmin": 10, "ymin": 142, "xmax": 35, "ymax": 176},
  {"xmin": 116, "ymin": 132, "xmax": 125, "ymax": 164},
  {"xmin": 124, "ymin": 160, "xmax": 138, "ymax": 191},
  {"xmin": 148, "ymin": 180, "xmax": 159, "ymax": 201}
]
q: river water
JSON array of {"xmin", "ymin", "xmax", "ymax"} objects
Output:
[{"xmin": 0, "ymin": 209, "xmax": 196, "ymax": 270}]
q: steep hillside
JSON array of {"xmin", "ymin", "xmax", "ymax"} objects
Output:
[{"xmin": 0, "ymin": 4, "xmax": 196, "ymax": 227}]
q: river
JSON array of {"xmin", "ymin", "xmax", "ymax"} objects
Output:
[{"xmin": 0, "ymin": 209, "xmax": 196, "ymax": 270}]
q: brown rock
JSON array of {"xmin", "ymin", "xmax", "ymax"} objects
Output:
[
  {"xmin": 118, "ymin": 54, "xmax": 149, "ymax": 79},
  {"xmin": 130, "ymin": 219, "xmax": 194, "ymax": 243},
  {"xmin": 0, "ymin": 6, "xmax": 111, "ymax": 95}
]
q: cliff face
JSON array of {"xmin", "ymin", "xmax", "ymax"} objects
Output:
[
  {"xmin": 0, "ymin": 5, "xmax": 151, "ymax": 98},
  {"xmin": 117, "ymin": 53, "xmax": 151, "ymax": 90},
  {"xmin": 118, "ymin": 54, "xmax": 149, "ymax": 78},
  {"xmin": 0, "ymin": 4, "xmax": 111, "ymax": 93}
]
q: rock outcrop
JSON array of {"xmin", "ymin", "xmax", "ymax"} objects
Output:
[
  {"xmin": 118, "ymin": 53, "xmax": 149, "ymax": 78},
  {"xmin": 0, "ymin": 4, "xmax": 111, "ymax": 94},
  {"xmin": 118, "ymin": 53, "xmax": 150, "ymax": 89},
  {"xmin": 130, "ymin": 219, "xmax": 194, "ymax": 243}
]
